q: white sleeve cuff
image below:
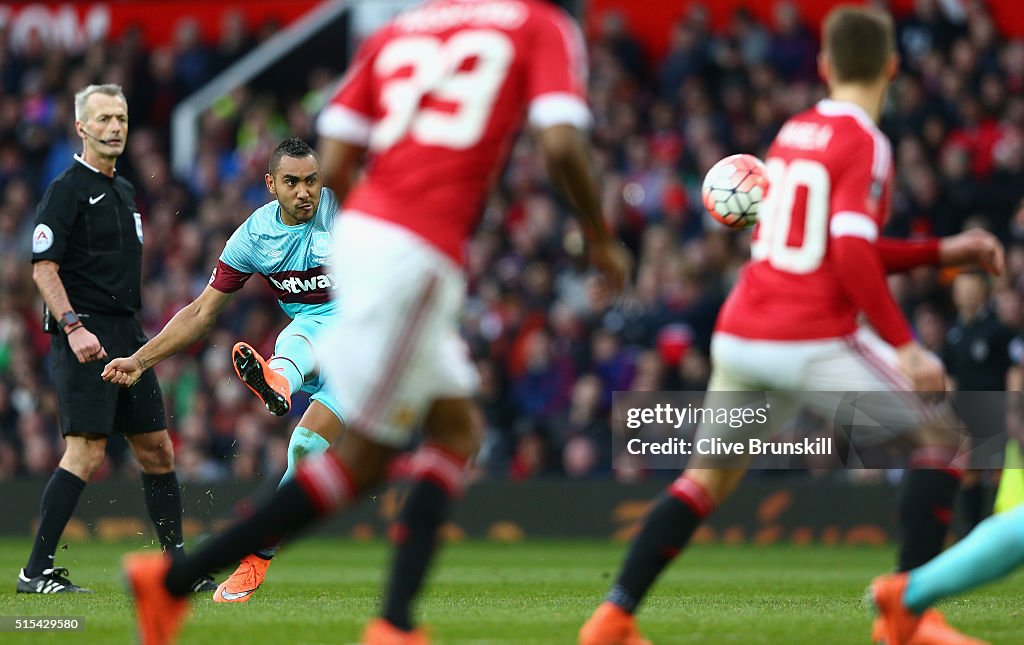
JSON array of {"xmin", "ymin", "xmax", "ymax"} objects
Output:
[
  {"xmin": 528, "ymin": 92, "xmax": 592, "ymax": 130},
  {"xmin": 830, "ymin": 211, "xmax": 879, "ymax": 241},
  {"xmin": 316, "ymin": 104, "xmax": 372, "ymax": 147}
]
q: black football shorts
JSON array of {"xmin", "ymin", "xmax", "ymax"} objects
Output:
[{"xmin": 50, "ymin": 313, "xmax": 167, "ymax": 437}]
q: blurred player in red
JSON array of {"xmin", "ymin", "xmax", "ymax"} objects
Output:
[
  {"xmin": 580, "ymin": 7, "xmax": 1003, "ymax": 645},
  {"xmin": 123, "ymin": 1, "xmax": 630, "ymax": 644}
]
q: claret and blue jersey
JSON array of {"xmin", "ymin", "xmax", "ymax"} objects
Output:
[{"xmin": 209, "ymin": 187, "xmax": 340, "ymax": 319}]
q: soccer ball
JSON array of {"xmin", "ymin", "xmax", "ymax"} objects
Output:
[{"xmin": 701, "ymin": 153, "xmax": 768, "ymax": 230}]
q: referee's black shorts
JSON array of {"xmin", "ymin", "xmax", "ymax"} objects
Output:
[
  {"xmin": 50, "ymin": 313, "xmax": 167, "ymax": 438},
  {"xmin": 952, "ymin": 390, "xmax": 1008, "ymax": 470}
]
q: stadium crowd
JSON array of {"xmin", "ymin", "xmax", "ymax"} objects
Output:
[{"xmin": 0, "ymin": 1, "xmax": 1022, "ymax": 483}]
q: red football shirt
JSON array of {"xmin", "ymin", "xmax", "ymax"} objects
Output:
[
  {"xmin": 317, "ymin": 0, "xmax": 591, "ymax": 263},
  {"xmin": 716, "ymin": 99, "xmax": 912, "ymax": 345}
]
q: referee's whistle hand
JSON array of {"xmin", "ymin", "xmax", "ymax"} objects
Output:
[{"xmin": 68, "ymin": 328, "xmax": 107, "ymax": 363}]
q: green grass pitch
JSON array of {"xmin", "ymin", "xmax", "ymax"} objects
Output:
[{"xmin": 0, "ymin": 538, "xmax": 1021, "ymax": 644}]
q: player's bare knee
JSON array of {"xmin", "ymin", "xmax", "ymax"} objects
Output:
[
  {"xmin": 443, "ymin": 408, "xmax": 484, "ymax": 458},
  {"xmin": 684, "ymin": 465, "xmax": 747, "ymax": 505},
  {"xmin": 299, "ymin": 402, "xmax": 344, "ymax": 446},
  {"xmin": 463, "ymin": 406, "xmax": 485, "ymax": 455},
  {"xmin": 423, "ymin": 399, "xmax": 482, "ymax": 460},
  {"xmin": 917, "ymin": 424, "xmax": 963, "ymax": 451},
  {"xmin": 335, "ymin": 428, "xmax": 393, "ymax": 490}
]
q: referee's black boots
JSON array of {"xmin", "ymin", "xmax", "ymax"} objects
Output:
[{"xmin": 16, "ymin": 566, "xmax": 92, "ymax": 594}]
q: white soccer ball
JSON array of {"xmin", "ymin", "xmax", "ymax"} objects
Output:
[{"xmin": 701, "ymin": 153, "xmax": 768, "ymax": 230}]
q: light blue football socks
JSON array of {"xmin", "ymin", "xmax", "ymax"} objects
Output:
[
  {"xmin": 268, "ymin": 333, "xmax": 317, "ymax": 395},
  {"xmin": 279, "ymin": 427, "xmax": 331, "ymax": 487},
  {"xmin": 903, "ymin": 504, "xmax": 1024, "ymax": 612},
  {"xmin": 255, "ymin": 427, "xmax": 331, "ymax": 560}
]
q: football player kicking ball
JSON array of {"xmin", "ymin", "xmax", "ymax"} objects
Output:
[
  {"xmin": 103, "ymin": 137, "xmax": 345, "ymax": 603},
  {"xmin": 579, "ymin": 7, "xmax": 1004, "ymax": 645},
  {"xmin": 119, "ymin": 1, "xmax": 631, "ymax": 644}
]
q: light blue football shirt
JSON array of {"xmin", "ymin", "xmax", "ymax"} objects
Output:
[{"xmin": 211, "ymin": 187, "xmax": 339, "ymax": 319}]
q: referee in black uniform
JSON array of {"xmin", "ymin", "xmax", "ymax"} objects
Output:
[
  {"xmin": 944, "ymin": 269, "xmax": 1017, "ymax": 535},
  {"xmin": 17, "ymin": 84, "xmax": 213, "ymax": 594}
]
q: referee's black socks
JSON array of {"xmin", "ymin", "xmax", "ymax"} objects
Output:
[{"xmin": 25, "ymin": 467, "xmax": 85, "ymax": 577}]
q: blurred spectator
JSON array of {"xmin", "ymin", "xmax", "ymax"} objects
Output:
[
  {"xmin": 554, "ymin": 374, "xmax": 612, "ymax": 478},
  {"xmin": 596, "ymin": 11, "xmax": 646, "ymax": 84},
  {"xmin": 512, "ymin": 329, "xmax": 575, "ymax": 423},
  {"xmin": 660, "ymin": 21, "xmax": 709, "ymax": 97},
  {"xmin": 768, "ymin": 2, "xmax": 817, "ymax": 82},
  {"xmin": 215, "ymin": 10, "xmax": 254, "ymax": 73},
  {"xmin": 509, "ymin": 427, "xmax": 550, "ymax": 481},
  {"xmin": 173, "ymin": 18, "xmax": 213, "ymax": 94},
  {"xmin": 727, "ymin": 8, "xmax": 771, "ymax": 69}
]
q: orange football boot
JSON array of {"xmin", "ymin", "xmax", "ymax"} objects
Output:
[
  {"xmin": 232, "ymin": 342, "xmax": 291, "ymax": 416},
  {"xmin": 123, "ymin": 552, "xmax": 189, "ymax": 645},
  {"xmin": 875, "ymin": 609, "xmax": 990, "ymax": 645},
  {"xmin": 873, "ymin": 616, "xmax": 885, "ymax": 642},
  {"xmin": 871, "ymin": 573, "xmax": 922, "ymax": 645},
  {"xmin": 579, "ymin": 602, "xmax": 651, "ymax": 645},
  {"xmin": 909, "ymin": 610, "xmax": 990, "ymax": 645},
  {"xmin": 362, "ymin": 618, "xmax": 430, "ymax": 645},
  {"xmin": 213, "ymin": 554, "xmax": 271, "ymax": 603}
]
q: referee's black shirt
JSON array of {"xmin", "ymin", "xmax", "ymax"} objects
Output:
[
  {"xmin": 943, "ymin": 306, "xmax": 1016, "ymax": 391},
  {"xmin": 31, "ymin": 155, "xmax": 143, "ymax": 315}
]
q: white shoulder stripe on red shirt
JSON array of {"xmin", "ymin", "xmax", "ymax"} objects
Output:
[
  {"xmin": 830, "ymin": 211, "xmax": 879, "ymax": 241},
  {"xmin": 317, "ymin": 104, "xmax": 373, "ymax": 146},
  {"xmin": 870, "ymin": 130, "xmax": 891, "ymax": 183},
  {"xmin": 815, "ymin": 99, "xmax": 890, "ymax": 181},
  {"xmin": 528, "ymin": 92, "xmax": 591, "ymax": 129}
]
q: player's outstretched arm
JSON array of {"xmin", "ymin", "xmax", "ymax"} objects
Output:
[
  {"xmin": 876, "ymin": 229, "xmax": 1004, "ymax": 276},
  {"xmin": 875, "ymin": 237, "xmax": 940, "ymax": 273},
  {"xmin": 319, "ymin": 137, "xmax": 365, "ymax": 205},
  {"xmin": 538, "ymin": 124, "xmax": 631, "ymax": 295},
  {"xmin": 102, "ymin": 286, "xmax": 232, "ymax": 386},
  {"xmin": 832, "ymin": 235, "xmax": 945, "ymax": 391},
  {"xmin": 939, "ymin": 228, "xmax": 1005, "ymax": 276}
]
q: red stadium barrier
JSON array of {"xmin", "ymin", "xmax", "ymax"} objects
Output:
[{"xmin": 0, "ymin": 1, "xmax": 318, "ymax": 51}]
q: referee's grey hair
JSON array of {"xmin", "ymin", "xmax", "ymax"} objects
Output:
[{"xmin": 74, "ymin": 84, "xmax": 127, "ymax": 122}]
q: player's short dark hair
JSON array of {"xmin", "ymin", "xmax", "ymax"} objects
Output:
[
  {"xmin": 823, "ymin": 6, "xmax": 895, "ymax": 84},
  {"xmin": 269, "ymin": 137, "xmax": 320, "ymax": 175}
]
